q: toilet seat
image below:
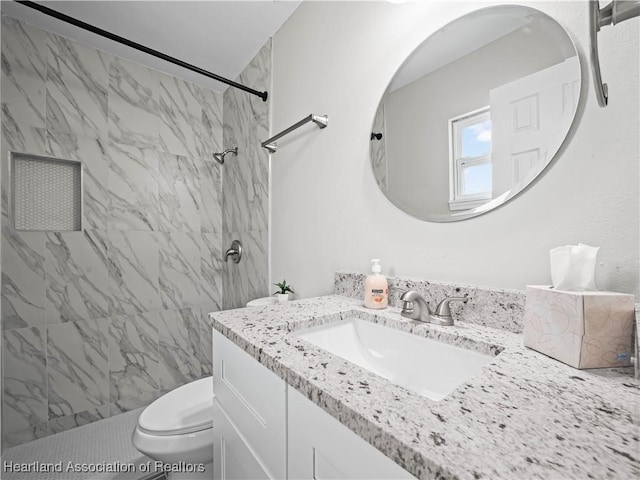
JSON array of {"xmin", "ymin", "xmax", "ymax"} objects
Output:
[{"xmin": 138, "ymin": 377, "xmax": 213, "ymax": 436}]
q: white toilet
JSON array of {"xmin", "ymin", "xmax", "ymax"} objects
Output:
[
  {"xmin": 134, "ymin": 298, "xmax": 262, "ymax": 477},
  {"xmin": 132, "ymin": 376, "xmax": 214, "ymax": 476}
]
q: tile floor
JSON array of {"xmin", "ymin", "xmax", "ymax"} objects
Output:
[{"xmin": 1, "ymin": 408, "xmax": 155, "ymax": 480}]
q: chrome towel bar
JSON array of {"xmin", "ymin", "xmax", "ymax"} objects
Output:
[{"xmin": 261, "ymin": 114, "xmax": 328, "ymax": 153}]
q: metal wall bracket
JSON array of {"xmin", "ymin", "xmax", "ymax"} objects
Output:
[{"xmin": 589, "ymin": 0, "xmax": 640, "ymax": 107}]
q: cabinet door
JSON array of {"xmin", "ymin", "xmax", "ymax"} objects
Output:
[
  {"xmin": 288, "ymin": 388, "xmax": 416, "ymax": 480},
  {"xmin": 212, "ymin": 331, "xmax": 286, "ymax": 478},
  {"xmin": 212, "ymin": 398, "xmax": 272, "ymax": 480}
]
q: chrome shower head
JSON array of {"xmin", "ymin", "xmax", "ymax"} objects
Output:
[{"xmin": 213, "ymin": 147, "xmax": 238, "ymax": 165}]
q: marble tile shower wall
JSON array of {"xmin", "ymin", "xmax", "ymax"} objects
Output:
[
  {"xmin": 222, "ymin": 40, "xmax": 271, "ymax": 310},
  {"xmin": 0, "ymin": 16, "xmax": 224, "ymax": 448}
]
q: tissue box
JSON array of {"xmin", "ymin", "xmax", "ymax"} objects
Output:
[{"xmin": 524, "ymin": 286, "xmax": 634, "ymax": 369}]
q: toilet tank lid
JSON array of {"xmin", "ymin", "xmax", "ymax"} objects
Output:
[{"xmin": 138, "ymin": 377, "xmax": 213, "ymax": 436}]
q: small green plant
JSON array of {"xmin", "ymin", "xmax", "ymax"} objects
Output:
[{"xmin": 273, "ymin": 279, "xmax": 295, "ymax": 295}]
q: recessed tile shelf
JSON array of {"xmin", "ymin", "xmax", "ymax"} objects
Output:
[{"xmin": 11, "ymin": 153, "xmax": 82, "ymax": 231}]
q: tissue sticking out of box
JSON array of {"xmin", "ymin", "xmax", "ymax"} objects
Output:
[{"xmin": 550, "ymin": 243, "xmax": 599, "ymax": 291}]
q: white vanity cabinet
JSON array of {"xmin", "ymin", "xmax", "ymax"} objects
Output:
[
  {"xmin": 212, "ymin": 330, "xmax": 416, "ymax": 480},
  {"xmin": 212, "ymin": 331, "xmax": 287, "ymax": 479}
]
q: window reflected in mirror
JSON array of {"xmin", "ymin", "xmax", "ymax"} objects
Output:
[{"xmin": 449, "ymin": 107, "xmax": 492, "ymax": 211}]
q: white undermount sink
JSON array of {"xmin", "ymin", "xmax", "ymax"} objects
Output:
[{"xmin": 293, "ymin": 317, "xmax": 496, "ymax": 401}]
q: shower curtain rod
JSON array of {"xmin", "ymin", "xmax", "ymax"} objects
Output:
[{"xmin": 16, "ymin": 1, "xmax": 269, "ymax": 102}]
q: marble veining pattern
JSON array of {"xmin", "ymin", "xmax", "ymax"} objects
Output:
[
  {"xmin": 45, "ymin": 132, "xmax": 110, "ymax": 230},
  {"xmin": 107, "ymin": 230, "xmax": 160, "ymax": 316},
  {"xmin": 201, "ymin": 232, "xmax": 223, "ymax": 310},
  {"xmin": 1, "ymin": 231, "xmax": 46, "ymax": 330},
  {"xmin": 222, "ymin": 40, "xmax": 270, "ymax": 311},
  {"xmin": 156, "ymin": 308, "xmax": 200, "ymax": 391},
  {"xmin": 47, "ymin": 319, "xmax": 109, "ymax": 419},
  {"xmin": 210, "ymin": 295, "xmax": 639, "ymax": 480},
  {"xmin": 199, "ymin": 158, "xmax": 223, "ymax": 234},
  {"xmin": 1, "ymin": 16, "xmax": 47, "ymax": 128},
  {"xmin": 159, "ymin": 232, "xmax": 202, "ymax": 310},
  {"xmin": 158, "ymin": 152, "xmax": 201, "ymax": 232},
  {"xmin": 197, "ymin": 305, "xmax": 215, "ymax": 377},
  {"xmin": 45, "ymin": 34, "xmax": 109, "ymax": 139},
  {"xmin": 158, "ymin": 74, "xmax": 202, "ymax": 158},
  {"xmin": 1, "ymin": 122, "xmax": 47, "ymax": 232},
  {"xmin": 220, "ymin": 120, "xmax": 249, "ymax": 233},
  {"xmin": 107, "ymin": 57, "xmax": 160, "ymax": 150},
  {"xmin": 2, "ymin": 326, "xmax": 48, "ymax": 433},
  {"xmin": 335, "ymin": 271, "xmax": 526, "ymax": 333},
  {"xmin": 0, "ymin": 123, "xmax": 47, "ymax": 181},
  {"xmin": 2, "ymin": 16, "xmax": 224, "ymax": 446},
  {"xmin": 107, "ymin": 142, "xmax": 159, "ymax": 231},
  {"xmin": 197, "ymin": 87, "xmax": 223, "ymax": 158},
  {"xmin": 220, "ymin": 39, "xmax": 271, "ymax": 310},
  {"xmin": 108, "ymin": 312, "xmax": 159, "ymax": 409},
  {"xmin": 0, "ymin": 123, "xmax": 48, "ymax": 333},
  {"xmin": 45, "ymin": 230, "xmax": 110, "ymax": 324}
]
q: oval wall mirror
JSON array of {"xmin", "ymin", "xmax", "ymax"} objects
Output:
[{"xmin": 370, "ymin": 5, "xmax": 581, "ymax": 222}]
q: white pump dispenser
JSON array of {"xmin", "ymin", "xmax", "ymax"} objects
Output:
[{"xmin": 364, "ymin": 259, "xmax": 388, "ymax": 309}]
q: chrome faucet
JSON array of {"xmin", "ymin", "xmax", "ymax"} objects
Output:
[
  {"xmin": 400, "ymin": 290, "xmax": 432, "ymax": 323},
  {"xmin": 400, "ymin": 290, "xmax": 468, "ymax": 326}
]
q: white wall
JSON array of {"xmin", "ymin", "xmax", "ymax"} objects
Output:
[{"xmin": 271, "ymin": 1, "xmax": 639, "ymax": 298}]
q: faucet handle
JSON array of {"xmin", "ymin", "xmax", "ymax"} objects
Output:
[
  {"xmin": 428, "ymin": 296, "xmax": 468, "ymax": 326},
  {"xmin": 401, "ymin": 300, "xmax": 413, "ymax": 313},
  {"xmin": 224, "ymin": 239, "xmax": 243, "ymax": 264},
  {"xmin": 435, "ymin": 296, "xmax": 468, "ymax": 316}
]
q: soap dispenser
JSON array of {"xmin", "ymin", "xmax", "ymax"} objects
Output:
[{"xmin": 364, "ymin": 259, "xmax": 389, "ymax": 309}]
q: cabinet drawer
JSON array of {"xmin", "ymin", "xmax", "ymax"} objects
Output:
[
  {"xmin": 212, "ymin": 399, "xmax": 272, "ymax": 480},
  {"xmin": 212, "ymin": 331, "xmax": 286, "ymax": 479}
]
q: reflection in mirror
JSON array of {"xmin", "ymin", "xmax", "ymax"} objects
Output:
[{"xmin": 371, "ymin": 5, "xmax": 580, "ymax": 222}]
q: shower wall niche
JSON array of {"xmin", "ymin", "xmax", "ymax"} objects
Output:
[
  {"xmin": 11, "ymin": 153, "xmax": 82, "ymax": 232},
  {"xmin": 1, "ymin": 15, "xmax": 225, "ymax": 448}
]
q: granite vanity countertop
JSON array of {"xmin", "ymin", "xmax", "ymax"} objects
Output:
[{"xmin": 209, "ymin": 295, "xmax": 639, "ymax": 480}]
